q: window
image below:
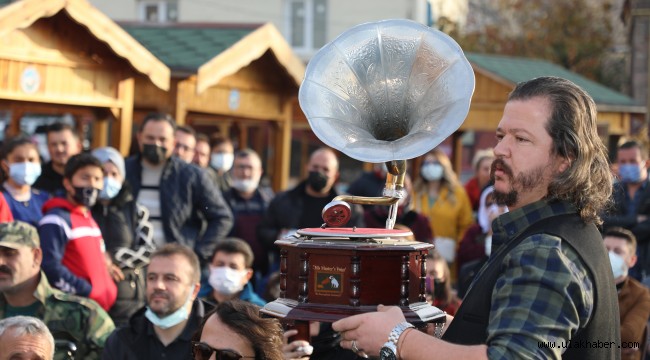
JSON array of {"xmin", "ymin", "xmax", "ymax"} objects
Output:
[
  {"xmin": 286, "ymin": 0, "xmax": 327, "ymax": 55},
  {"xmin": 138, "ymin": 1, "xmax": 178, "ymax": 23}
]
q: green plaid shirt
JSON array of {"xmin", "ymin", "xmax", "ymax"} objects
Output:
[{"xmin": 485, "ymin": 200, "xmax": 594, "ymax": 359}]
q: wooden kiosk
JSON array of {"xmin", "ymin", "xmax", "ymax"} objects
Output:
[
  {"xmin": 125, "ymin": 22, "xmax": 305, "ymax": 191},
  {"xmin": 0, "ymin": 0, "xmax": 170, "ymax": 154}
]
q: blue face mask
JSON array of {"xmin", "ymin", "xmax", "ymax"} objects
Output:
[
  {"xmin": 144, "ymin": 291, "xmax": 193, "ymax": 329},
  {"xmin": 99, "ymin": 177, "xmax": 122, "ymax": 200},
  {"xmin": 619, "ymin": 164, "xmax": 642, "ymax": 183},
  {"xmin": 9, "ymin": 162, "xmax": 42, "ymax": 186}
]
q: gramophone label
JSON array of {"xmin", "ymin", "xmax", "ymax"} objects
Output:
[{"xmin": 313, "ymin": 265, "xmax": 344, "ymax": 296}]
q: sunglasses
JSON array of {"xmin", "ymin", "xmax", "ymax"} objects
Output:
[{"xmin": 192, "ymin": 341, "xmax": 256, "ymax": 360}]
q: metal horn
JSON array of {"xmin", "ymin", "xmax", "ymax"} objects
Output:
[{"xmin": 299, "ymin": 19, "xmax": 475, "ymax": 228}]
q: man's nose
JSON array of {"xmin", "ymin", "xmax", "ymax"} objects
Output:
[{"xmin": 494, "ymin": 139, "xmax": 508, "ymax": 158}]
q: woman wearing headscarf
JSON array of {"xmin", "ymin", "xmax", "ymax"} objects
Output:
[{"xmin": 91, "ymin": 146, "xmax": 154, "ymax": 326}]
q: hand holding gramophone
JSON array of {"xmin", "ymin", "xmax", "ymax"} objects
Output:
[{"xmin": 262, "ymin": 18, "xmax": 474, "ymax": 341}]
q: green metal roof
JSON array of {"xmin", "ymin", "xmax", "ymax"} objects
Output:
[
  {"xmin": 467, "ymin": 53, "xmax": 640, "ymax": 108},
  {"xmin": 121, "ymin": 24, "xmax": 258, "ymax": 72}
]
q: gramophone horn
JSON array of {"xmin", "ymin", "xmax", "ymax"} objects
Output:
[{"xmin": 299, "ymin": 19, "xmax": 475, "ymax": 163}]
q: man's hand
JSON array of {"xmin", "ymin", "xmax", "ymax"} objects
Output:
[
  {"xmin": 332, "ymin": 305, "xmax": 406, "ymax": 357},
  {"xmin": 282, "ymin": 329, "xmax": 313, "ymax": 360}
]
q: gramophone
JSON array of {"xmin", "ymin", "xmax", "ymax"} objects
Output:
[{"xmin": 261, "ymin": 19, "xmax": 475, "ymax": 338}]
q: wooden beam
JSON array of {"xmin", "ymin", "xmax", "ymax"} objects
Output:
[
  {"xmin": 92, "ymin": 114, "xmax": 109, "ymax": 149},
  {"xmin": 113, "ymin": 76, "xmax": 134, "ymax": 156},
  {"xmin": 272, "ymin": 99, "xmax": 293, "ymax": 191}
]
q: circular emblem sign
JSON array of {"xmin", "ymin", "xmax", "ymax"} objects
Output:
[
  {"xmin": 228, "ymin": 89, "xmax": 240, "ymax": 110},
  {"xmin": 20, "ymin": 67, "xmax": 41, "ymax": 94}
]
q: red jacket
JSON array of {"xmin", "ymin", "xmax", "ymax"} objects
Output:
[{"xmin": 38, "ymin": 198, "xmax": 117, "ymax": 310}]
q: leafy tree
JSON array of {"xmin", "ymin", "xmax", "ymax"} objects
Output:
[{"xmin": 448, "ymin": 0, "xmax": 622, "ymax": 88}]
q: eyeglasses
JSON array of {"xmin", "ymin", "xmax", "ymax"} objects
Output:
[{"xmin": 192, "ymin": 341, "xmax": 256, "ymax": 360}]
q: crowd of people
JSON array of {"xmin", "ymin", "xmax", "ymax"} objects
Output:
[{"xmin": 0, "ymin": 76, "xmax": 648, "ymax": 360}]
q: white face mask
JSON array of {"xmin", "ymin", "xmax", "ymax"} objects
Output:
[
  {"xmin": 484, "ymin": 235, "xmax": 492, "ymax": 257},
  {"xmin": 231, "ymin": 178, "xmax": 259, "ymax": 193},
  {"xmin": 144, "ymin": 290, "xmax": 193, "ymax": 329},
  {"xmin": 609, "ymin": 251, "xmax": 628, "ymax": 280},
  {"xmin": 9, "ymin": 162, "xmax": 42, "ymax": 186},
  {"xmin": 210, "ymin": 153, "xmax": 234, "ymax": 172},
  {"xmin": 421, "ymin": 163, "xmax": 444, "ymax": 181},
  {"xmin": 209, "ymin": 266, "xmax": 247, "ymax": 295}
]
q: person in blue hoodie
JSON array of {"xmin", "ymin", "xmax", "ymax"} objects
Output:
[
  {"xmin": 202, "ymin": 237, "xmax": 265, "ymax": 307},
  {"xmin": 0, "ymin": 136, "xmax": 50, "ymax": 226}
]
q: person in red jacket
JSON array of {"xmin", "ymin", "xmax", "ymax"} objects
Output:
[
  {"xmin": 37, "ymin": 153, "xmax": 117, "ymax": 311},
  {"xmin": 0, "ymin": 193, "xmax": 13, "ymax": 223}
]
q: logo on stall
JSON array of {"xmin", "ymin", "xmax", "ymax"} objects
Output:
[
  {"xmin": 314, "ymin": 270, "xmax": 343, "ymax": 296},
  {"xmin": 228, "ymin": 89, "xmax": 240, "ymax": 110},
  {"xmin": 20, "ymin": 67, "xmax": 41, "ymax": 94}
]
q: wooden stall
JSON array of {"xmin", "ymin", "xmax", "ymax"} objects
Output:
[
  {"xmin": 126, "ymin": 22, "xmax": 305, "ymax": 191},
  {"xmin": 0, "ymin": 0, "xmax": 170, "ymax": 155}
]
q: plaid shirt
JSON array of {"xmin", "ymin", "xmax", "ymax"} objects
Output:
[{"xmin": 485, "ymin": 200, "xmax": 594, "ymax": 359}]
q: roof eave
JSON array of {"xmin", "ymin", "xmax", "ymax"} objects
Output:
[
  {"xmin": 0, "ymin": 0, "xmax": 170, "ymax": 91},
  {"xmin": 597, "ymin": 104, "xmax": 646, "ymax": 114},
  {"xmin": 196, "ymin": 23, "xmax": 305, "ymax": 94}
]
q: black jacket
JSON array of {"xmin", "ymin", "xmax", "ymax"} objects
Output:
[
  {"xmin": 125, "ymin": 156, "xmax": 233, "ymax": 264},
  {"xmin": 91, "ymin": 183, "xmax": 139, "ymax": 254},
  {"xmin": 101, "ymin": 299, "xmax": 212, "ymax": 360},
  {"xmin": 33, "ymin": 161, "xmax": 64, "ymax": 195},
  {"xmin": 602, "ymin": 180, "xmax": 650, "ymax": 240},
  {"xmin": 257, "ymin": 181, "xmax": 364, "ymax": 249},
  {"xmin": 602, "ymin": 180, "xmax": 650, "ymax": 278}
]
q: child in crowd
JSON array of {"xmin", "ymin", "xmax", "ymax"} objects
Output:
[
  {"xmin": 38, "ymin": 153, "xmax": 117, "ymax": 311},
  {"xmin": 1, "ymin": 136, "xmax": 49, "ymax": 226}
]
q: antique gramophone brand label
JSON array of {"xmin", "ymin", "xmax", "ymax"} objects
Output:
[{"xmin": 313, "ymin": 265, "xmax": 345, "ymax": 296}]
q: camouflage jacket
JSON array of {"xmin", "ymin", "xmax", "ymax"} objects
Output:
[{"xmin": 0, "ymin": 272, "xmax": 115, "ymax": 360}]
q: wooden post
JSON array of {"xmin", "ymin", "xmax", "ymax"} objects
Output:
[
  {"xmin": 92, "ymin": 112, "xmax": 109, "ymax": 149},
  {"xmin": 113, "ymin": 76, "xmax": 135, "ymax": 156},
  {"xmin": 272, "ymin": 97, "xmax": 293, "ymax": 191}
]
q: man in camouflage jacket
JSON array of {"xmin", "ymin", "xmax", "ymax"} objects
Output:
[{"xmin": 0, "ymin": 221, "xmax": 115, "ymax": 359}]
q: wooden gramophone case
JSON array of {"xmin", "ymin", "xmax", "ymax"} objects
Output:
[{"xmin": 260, "ymin": 228, "xmax": 445, "ymax": 329}]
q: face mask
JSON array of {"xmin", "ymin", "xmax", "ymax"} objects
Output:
[
  {"xmin": 99, "ymin": 177, "xmax": 122, "ymax": 200},
  {"xmin": 231, "ymin": 178, "xmax": 259, "ymax": 193},
  {"xmin": 145, "ymin": 291, "xmax": 193, "ymax": 329},
  {"xmin": 210, "ymin": 153, "xmax": 234, "ymax": 172},
  {"xmin": 619, "ymin": 164, "xmax": 642, "ymax": 183},
  {"xmin": 208, "ymin": 266, "xmax": 246, "ymax": 295},
  {"xmin": 142, "ymin": 144, "xmax": 167, "ymax": 165},
  {"xmin": 609, "ymin": 251, "xmax": 628, "ymax": 279},
  {"xmin": 72, "ymin": 186, "xmax": 99, "ymax": 207},
  {"xmin": 307, "ymin": 171, "xmax": 328, "ymax": 192},
  {"xmin": 421, "ymin": 163, "xmax": 444, "ymax": 182},
  {"xmin": 9, "ymin": 162, "xmax": 41, "ymax": 186},
  {"xmin": 484, "ymin": 235, "xmax": 492, "ymax": 257}
]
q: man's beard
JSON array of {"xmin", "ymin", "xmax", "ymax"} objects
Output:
[{"xmin": 490, "ymin": 158, "xmax": 549, "ymax": 207}]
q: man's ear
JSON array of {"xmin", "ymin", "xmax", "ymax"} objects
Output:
[
  {"xmin": 136, "ymin": 131, "xmax": 144, "ymax": 149},
  {"xmin": 191, "ymin": 282, "xmax": 201, "ymax": 300},
  {"xmin": 557, "ymin": 156, "xmax": 572, "ymax": 173},
  {"xmin": 32, "ymin": 247, "xmax": 42, "ymax": 268},
  {"xmin": 245, "ymin": 269, "xmax": 253, "ymax": 283},
  {"xmin": 629, "ymin": 254, "xmax": 638, "ymax": 268},
  {"xmin": 62, "ymin": 177, "xmax": 73, "ymax": 195}
]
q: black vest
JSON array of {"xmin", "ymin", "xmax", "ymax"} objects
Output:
[{"xmin": 443, "ymin": 213, "xmax": 620, "ymax": 360}]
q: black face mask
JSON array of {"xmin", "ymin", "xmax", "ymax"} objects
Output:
[
  {"xmin": 72, "ymin": 186, "xmax": 99, "ymax": 207},
  {"xmin": 433, "ymin": 278, "xmax": 446, "ymax": 299},
  {"xmin": 142, "ymin": 144, "xmax": 167, "ymax": 165},
  {"xmin": 307, "ymin": 171, "xmax": 328, "ymax": 192}
]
